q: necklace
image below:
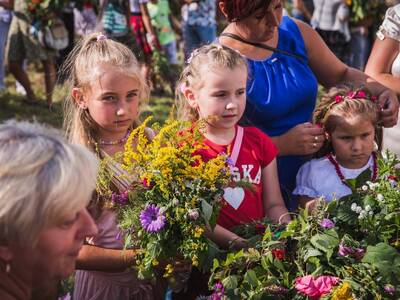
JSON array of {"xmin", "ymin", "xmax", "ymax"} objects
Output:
[
  {"xmin": 326, "ymin": 152, "xmax": 378, "ymax": 185},
  {"xmin": 99, "ymin": 130, "xmax": 131, "ymax": 146}
]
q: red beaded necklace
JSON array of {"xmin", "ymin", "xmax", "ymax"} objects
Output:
[{"xmin": 326, "ymin": 152, "xmax": 378, "ymax": 185}]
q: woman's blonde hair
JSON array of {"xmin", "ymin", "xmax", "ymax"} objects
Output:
[
  {"xmin": 175, "ymin": 44, "xmax": 248, "ymax": 121},
  {"xmin": 0, "ymin": 121, "xmax": 98, "ymax": 246},
  {"xmin": 313, "ymin": 86, "xmax": 380, "ymax": 156},
  {"xmin": 62, "ymin": 33, "xmax": 149, "ymax": 149}
]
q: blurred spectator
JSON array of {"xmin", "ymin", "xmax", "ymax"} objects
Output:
[
  {"xmin": 347, "ymin": 17, "xmax": 372, "ymax": 70},
  {"xmin": 0, "ymin": 0, "xmax": 12, "ymax": 93},
  {"xmin": 148, "ymin": 0, "xmax": 180, "ymax": 65},
  {"xmin": 312, "ymin": 0, "xmax": 350, "ymax": 63},
  {"xmin": 181, "ymin": 0, "xmax": 216, "ymax": 61},
  {"xmin": 74, "ymin": 2, "xmax": 97, "ymax": 36},
  {"xmin": 129, "ymin": 0, "xmax": 159, "ymax": 82},
  {"xmin": 57, "ymin": 2, "xmax": 76, "ymax": 83},
  {"xmin": 292, "ymin": 0, "xmax": 313, "ymax": 23},
  {"xmin": 6, "ymin": 0, "xmax": 56, "ymax": 107}
]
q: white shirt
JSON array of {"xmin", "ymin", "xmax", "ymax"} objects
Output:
[
  {"xmin": 293, "ymin": 155, "xmax": 374, "ymax": 202},
  {"xmin": 129, "ymin": 0, "xmax": 148, "ymax": 14}
]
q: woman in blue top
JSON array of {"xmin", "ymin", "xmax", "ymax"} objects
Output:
[{"xmin": 217, "ymin": 0, "xmax": 399, "ymax": 210}]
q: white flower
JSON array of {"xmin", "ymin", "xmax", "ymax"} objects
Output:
[
  {"xmin": 358, "ymin": 214, "xmax": 364, "ymax": 220},
  {"xmin": 365, "ymin": 205, "xmax": 371, "ymax": 212},
  {"xmin": 369, "ymin": 211, "xmax": 374, "ymax": 216},
  {"xmin": 172, "ymin": 198, "xmax": 179, "ymax": 206},
  {"xmin": 362, "ymin": 185, "xmax": 368, "ymax": 191},
  {"xmin": 356, "ymin": 206, "xmax": 362, "ymax": 214},
  {"xmin": 377, "ymin": 194, "xmax": 384, "ymax": 202},
  {"xmin": 351, "ymin": 203, "xmax": 357, "ymax": 211}
]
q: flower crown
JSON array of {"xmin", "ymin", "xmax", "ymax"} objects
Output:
[{"xmin": 315, "ymin": 89, "xmax": 379, "ymax": 126}]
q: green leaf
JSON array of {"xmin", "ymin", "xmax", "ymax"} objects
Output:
[
  {"xmin": 243, "ymin": 270, "xmax": 259, "ymax": 287},
  {"xmin": 304, "ymin": 248, "xmax": 323, "ymax": 261},
  {"xmin": 222, "ymin": 275, "xmax": 238, "ymax": 290},
  {"xmin": 212, "ymin": 258, "xmax": 219, "ymax": 272},
  {"xmin": 201, "ymin": 198, "xmax": 213, "ymax": 226},
  {"xmin": 362, "ymin": 243, "xmax": 400, "ymax": 281},
  {"xmin": 310, "ymin": 230, "xmax": 339, "ymax": 253}
]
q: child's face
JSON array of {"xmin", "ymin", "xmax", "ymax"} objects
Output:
[
  {"xmin": 329, "ymin": 115, "xmax": 375, "ymax": 169},
  {"xmin": 187, "ymin": 65, "xmax": 247, "ymax": 132},
  {"xmin": 81, "ymin": 65, "xmax": 140, "ymax": 140}
]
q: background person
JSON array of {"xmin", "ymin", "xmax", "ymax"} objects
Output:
[
  {"xmin": 0, "ymin": 121, "xmax": 98, "ymax": 300},
  {"xmin": 217, "ymin": 0, "xmax": 399, "ymax": 210},
  {"xmin": 365, "ymin": 3, "xmax": 400, "ymax": 157}
]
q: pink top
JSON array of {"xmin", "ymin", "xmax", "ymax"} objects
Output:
[{"xmin": 73, "ymin": 210, "xmax": 159, "ymax": 300}]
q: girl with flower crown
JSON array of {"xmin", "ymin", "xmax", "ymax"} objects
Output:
[
  {"xmin": 62, "ymin": 32, "xmax": 165, "ymax": 300},
  {"xmin": 293, "ymin": 86, "xmax": 380, "ymax": 210}
]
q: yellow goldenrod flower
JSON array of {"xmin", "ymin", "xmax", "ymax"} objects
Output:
[
  {"xmin": 331, "ymin": 282, "xmax": 354, "ymax": 300},
  {"xmin": 163, "ymin": 263, "xmax": 174, "ymax": 278},
  {"xmin": 194, "ymin": 226, "xmax": 204, "ymax": 238}
]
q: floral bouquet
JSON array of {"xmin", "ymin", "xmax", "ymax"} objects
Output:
[
  {"xmin": 103, "ymin": 118, "xmax": 230, "ymax": 280},
  {"xmin": 209, "ymin": 152, "xmax": 400, "ymax": 299}
]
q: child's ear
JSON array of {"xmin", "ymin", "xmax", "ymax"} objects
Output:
[
  {"xmin": 72, "ymin": 87, "xmax": 88, "ymax": 109},
  {"xmin": 183, "ymin": 88, "xmax": 198, "ymax": 109}
]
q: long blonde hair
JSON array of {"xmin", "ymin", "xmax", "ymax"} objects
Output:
[
  {"xmin": 175, "ymin": 44, "xmax": 248, "ymax": 121},
  {"xmin": 313, "ymin": 86, "xmax": 379, "ymax": 157},
  {"xmin": 62, "ymin": 33, "xmax": 149, "ymax": 150}
]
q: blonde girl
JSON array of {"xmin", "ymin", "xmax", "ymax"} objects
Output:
[
  {"xmin": 63, "ymin": 32, "xmax": 162, "ymax": 300},
  {"xmin": 294, "ymin": 86, "xmax": 380, "ymax": 210},
  {"xmin": 176, "ymin": 44, "xmax": 290, "ymax": 250}
]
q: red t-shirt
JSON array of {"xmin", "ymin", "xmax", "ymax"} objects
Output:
[{"xmin": 197, "ymin": 126, "xmax": 278, "ymax": 230}]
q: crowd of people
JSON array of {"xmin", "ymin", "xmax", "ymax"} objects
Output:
[{"xmin": 0, "ymin": 0, "xmax": 400, "ymax": 300}]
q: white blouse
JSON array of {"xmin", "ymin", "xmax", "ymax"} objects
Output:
[
  {"xmin": 293, "ymin": 156, "xmax": 374, "ymax": 202},
  {"xmin": 377, "ymin": 4, "xmax": 400, "ymax": 76}
]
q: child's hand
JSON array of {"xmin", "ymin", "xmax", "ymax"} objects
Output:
[
  {"xmin": 277, "ymin": 122, "xmax": 325, "ymax": 156},
  {"xmin": 304, "ymin": 198, "xmax": 324, "ymax": 213},
  {"xmin": 229, "ymin": 236, "xmax": 249, "ymax": 250}
]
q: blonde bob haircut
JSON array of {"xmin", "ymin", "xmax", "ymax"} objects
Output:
[
  {"xmin": 0, "ymin": 121, "xmax": 99, "ymax": 246},
  {"xmin": 62, "ymin": 32, "xmax": 149, "ymax": 148}
]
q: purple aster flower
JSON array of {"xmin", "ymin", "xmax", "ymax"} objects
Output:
[
  {"xmin": 338, "ymin": 244, "xmax": 354, "ymax": 256},
  {"xmin": 140, "ymin": 204, "xmax": 166, "ymax": 232},
  {"xmin": 320, "ymin": 218, "xmax": 335, "ymax": 229},
  {"xmin": 111, "ymin": 191, "xmax": 129, "ymax": 205},
  {"xmin": 384, "ymin": 284, "xmax": 395, "ymax": 295}
]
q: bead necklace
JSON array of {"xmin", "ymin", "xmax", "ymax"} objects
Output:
[
  {"xmin": 326, "ymin": 152, "xmax": 378, "ymax": 185},
  {"xmin": 99, "ymin": 130, "xmax": 131, "ymax": 146}
]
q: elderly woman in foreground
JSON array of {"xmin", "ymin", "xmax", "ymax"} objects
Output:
[{"xmin": 0, "ymin": 121, "xmax": 98, "ymax": 300}]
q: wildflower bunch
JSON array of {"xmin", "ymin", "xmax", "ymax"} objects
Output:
[
  {"xmin": 208, "ymin": 152, "xmax": 400, "ymax": 299},
  {"xmin": 108, "ymin": 117, "xmax": 230, "ymax": 279}
]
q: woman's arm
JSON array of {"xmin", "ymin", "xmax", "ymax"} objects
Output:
[
  {"xmin": 365, "ymin": 38, "xmax": 400, "ymax": 93},
  {"xmin": 76, "ymin": 244, "xmax": 139, "ymax": 272},
  {"xmin": 295, "ymin": 19, "xmax": 399, "ymax": 127},
  {"xmin": 262, "ymin": 159, "xmax": 291, "ymax": 224},
  {"xmin": 140, "ymin": 3, "xmax": 158, "ymax": 45}
]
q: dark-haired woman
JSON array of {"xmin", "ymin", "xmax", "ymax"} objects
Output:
[{"xmin": 217, "ymin": 0, "xmax": 399, "ymax": 210}]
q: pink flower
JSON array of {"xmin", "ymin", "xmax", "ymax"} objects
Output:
[
  {"xmin": 356, "ymin": 90, "xmax": 366, "ymax": 98},
  {"xmin": 295, "ymin": 275, "xmax": 339, "ymax": 299},
  {"xmin": 346, "ymin": 91, "xmax": 356, "ymax": 99},
  {"xmin": 334, "ymin": 95, "xmax": 343, "ymax": 103},
  {"xmin": 338, "ymin": 244, "xmax": 354, "ymax": 256},
  {"xmin": 371, "ymin": 95, "xmax": 378, "ymax": 102}
]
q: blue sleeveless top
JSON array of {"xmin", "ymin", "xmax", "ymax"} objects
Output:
[{"xmin": 244, "ymin": 16, "xmax": 318, "ymax": 210}]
